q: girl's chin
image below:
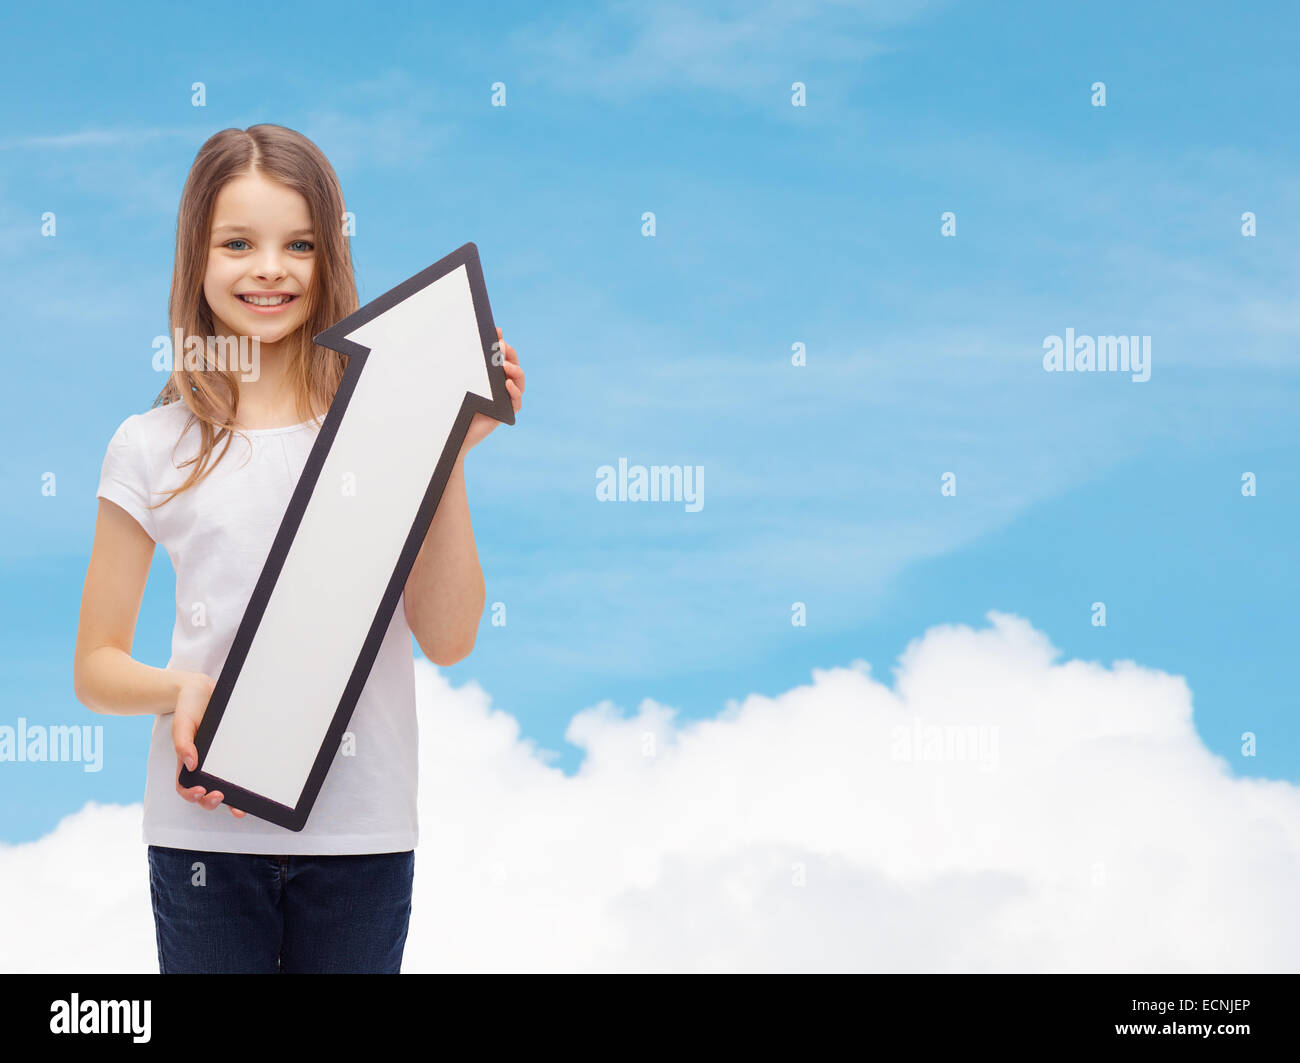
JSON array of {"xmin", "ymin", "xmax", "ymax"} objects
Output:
[
  {"xmin": 252, "ymin": 332, "xmax": 297, "ymax": 348},
  {"xmin": 234, "ymin": 312, "xmax": 302, "ymax": 344}
]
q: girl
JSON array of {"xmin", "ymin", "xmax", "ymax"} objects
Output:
[{"xmin": 72, "ymin": 124, "xmax": 523, "ymax": 973}]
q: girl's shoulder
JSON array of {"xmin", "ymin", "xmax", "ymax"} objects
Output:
[
  {"xmin": 139, "ymin": 398, "xmax": 196, "ymax": 430},
  {"xmin": 120, "ymin": 399, "xmax": 201, "ymax": 447},
  {"xmin": 103, "ymin": 402, "xmax": 205, "ymax": 478}
]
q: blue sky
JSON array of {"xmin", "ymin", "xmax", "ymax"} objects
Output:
[{"xmin": 1, "ymin": 0, "xmax": 1296, "ymax": 844}]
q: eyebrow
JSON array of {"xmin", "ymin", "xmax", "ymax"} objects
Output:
[{"xmin": 212, "ymin": 224, "xmax": 316, "ymax": 236}]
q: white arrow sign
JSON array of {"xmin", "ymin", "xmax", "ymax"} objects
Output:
[{"xmin": 178, "ymin": 242, "xmax": 514, "ymax": 831}]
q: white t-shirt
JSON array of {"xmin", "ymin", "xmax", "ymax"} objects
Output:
[{"xmin": 96, "ymin": 400, "xmax": 418, "ymax": 855}]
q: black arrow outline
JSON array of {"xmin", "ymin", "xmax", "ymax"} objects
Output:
[{"xmin": 177, "ymin": 241, "xmax": 514, "ymax": 831}]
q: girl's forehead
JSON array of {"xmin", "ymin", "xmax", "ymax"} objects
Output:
[{"xmin": 213, "ymin": 173, "xmax": 312, "ymax": 224}]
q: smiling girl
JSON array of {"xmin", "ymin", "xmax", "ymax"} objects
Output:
[{"xmin": 72, "ymin": 124, "xmax": 523, "ymax": 973}]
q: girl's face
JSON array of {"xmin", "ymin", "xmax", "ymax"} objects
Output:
[{"xmin": 203, "ymin": 170, "xmax": 315, "ymax": 347}]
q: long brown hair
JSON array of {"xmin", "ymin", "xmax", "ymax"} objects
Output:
[{"xmin": 149, "ymin": 124, "xmax": 356, "ymax": 509}]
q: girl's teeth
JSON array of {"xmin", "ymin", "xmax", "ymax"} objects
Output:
[{"xmin": 241, "ymin": 295, "xmax": 292, "ymax": 306}]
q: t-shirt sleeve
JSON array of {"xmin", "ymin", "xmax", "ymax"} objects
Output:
[{"xmin": 97, "ymin": 415, "xmax": 159, "ymax": 542}]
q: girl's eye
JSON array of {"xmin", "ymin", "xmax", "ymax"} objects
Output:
[
  {"xmin": 289, "ymin": 240, "xmax": 314, "ymax": 252},
  {"xmin": 224, "ymin": 239, "xmax": 250, "ymax": 251}
]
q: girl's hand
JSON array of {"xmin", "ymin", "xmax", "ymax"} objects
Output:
[
  {"xmin": 172, "ymin": 672, "xmax": 246, "ymax": 818},
  {"xmin": 461, "ymin": 327, "xmax": 523, "ymax": 455}
]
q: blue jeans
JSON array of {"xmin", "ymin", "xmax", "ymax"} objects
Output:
[{"xmin": 147, "ymin": 844, "xmax": 415, "ymax": 973}]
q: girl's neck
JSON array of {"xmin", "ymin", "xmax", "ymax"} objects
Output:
[{"xmin": 232, "ymin": 340, "xmax": 319, "ymax": 430}]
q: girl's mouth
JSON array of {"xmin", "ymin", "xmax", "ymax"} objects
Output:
[{"xmin": 236, "ymin": 293, "xmax": 299, "ymax": 314}]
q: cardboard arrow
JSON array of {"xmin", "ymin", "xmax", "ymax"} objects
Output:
[{"xmin": 177, "ymin": 241, "xmax": 514, "ymax": 831}]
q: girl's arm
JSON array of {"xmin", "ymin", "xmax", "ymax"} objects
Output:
[
  {"xmin": 403, "ymin": 325, "xmax": 522, "ymax": 666},
  {"xmin": 74, "ymin": 499, "xmax": 244, "ymax": 817},
  {"xmin": 403, "ymin": 455, "xmax": 486, "ymax": 665},
  {"xmin": 73, "ymin": 499, "xmax": 206, "ymax": 714}
]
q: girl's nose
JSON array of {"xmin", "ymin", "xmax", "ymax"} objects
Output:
[{"xmin": 253, "ymin": 255, "xmax": 287, "ymax": 281}]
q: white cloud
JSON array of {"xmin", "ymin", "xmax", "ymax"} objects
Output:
[
  {"xmin": 2, "ymin": 610, "xmax": 1296, "ymax": 972},
  {"xmin": 0, "ymin": 127, "xmax": 199, "ymax": 150}
]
